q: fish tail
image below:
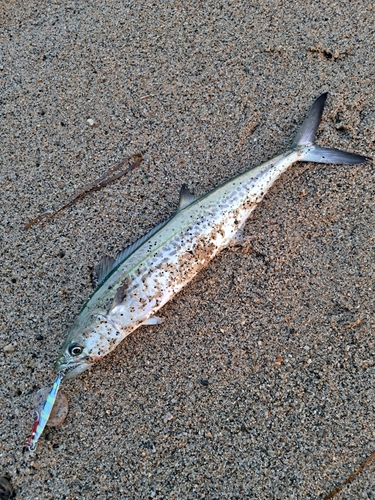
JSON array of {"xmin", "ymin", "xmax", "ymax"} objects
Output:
[{"xmin": 292, "ymin": 93, "xmax": 369, "ymax": 164}]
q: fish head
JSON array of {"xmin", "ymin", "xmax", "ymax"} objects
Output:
[{"xmin": 55, "ymin": 313, "xmax": 121, "ymax": 380}]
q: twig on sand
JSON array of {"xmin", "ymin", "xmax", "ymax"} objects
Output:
[
  {"xmin": 324, "ymin": 450, "xmax": 375, "ymax": 499},
  {"xmin": 139, "ymin": 94, "xmax": 156, "ymax": 100},
  {"xmin": 24, "ymin": 153, "xmax": 142, "ymax": 229}
]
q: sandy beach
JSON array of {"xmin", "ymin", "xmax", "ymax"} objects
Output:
[{"xmin": 1, "ymin": 1, "xmax": 374, "ymax": 498}]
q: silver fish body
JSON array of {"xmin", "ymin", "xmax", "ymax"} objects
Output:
[{"xmin": 55, "ymin": 94, "xmax": 368, "ymax": 379}]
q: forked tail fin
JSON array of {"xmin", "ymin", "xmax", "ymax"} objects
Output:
[{"xmin": 293, "ymin": 93, "xmax": 369, "ymax": 164}]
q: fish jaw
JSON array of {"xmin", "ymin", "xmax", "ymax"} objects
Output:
[
  {"xmin": 54, "ymin": 356, "xmax": 91, "ymax": 380},
  {"xmin": 55, "ymin": 313, "xmax": 123, "ymax": 380}
]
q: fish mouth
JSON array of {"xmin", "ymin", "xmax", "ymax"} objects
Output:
[{"xmin": 55, "ymin": 359, "xmax": 90, "ymax": 380}]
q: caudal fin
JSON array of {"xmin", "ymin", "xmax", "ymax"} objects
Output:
[{"xmin": 292, "ymin": 93, "xmax": 369, "ymax": 165}]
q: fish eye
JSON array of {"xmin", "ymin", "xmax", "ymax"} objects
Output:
[{"xmin": 68, "ymin": 343, "xmax": 84, "ymax": 356}]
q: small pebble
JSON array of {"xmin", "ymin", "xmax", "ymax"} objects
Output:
[
  {"xmin": 32, "ymin": 387, "xmax": 69, "ymax": 426},
  {"xmin": 200, "ymin": 379, "xmax": 209, "ymax": 386},
  {"xmin": 3, "ymin": 343, "xmax": 17, "ymax": 353},
  {"xmin": 87, "ymin": 118, "xmax": 96, "ymax": 126},
  {"xmin": 35, "ymin": 334, "xmax": 43, "ymax": 341},
  {"xmin": 162, "ymin": 412, "xmax": 173, "ymax": 423}
]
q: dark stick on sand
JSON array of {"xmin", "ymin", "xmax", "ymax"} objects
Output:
[
  {"xmin": 24, "ymin": 153, "xmax": 143, "ymax": 229},
  {"xmin": 324, "ymin": 450, "xmax": 375, "ymax": 499}
]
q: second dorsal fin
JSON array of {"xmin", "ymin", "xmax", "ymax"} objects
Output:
[
  {"xmin": 177, "ymin": 184, "xmax": 197, "ymax": 211},
  {"xmin": 111, "ymin": 277, "xmax": 130, "ymax": 308}
]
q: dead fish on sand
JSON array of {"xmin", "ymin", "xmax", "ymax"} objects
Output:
[{"xmin": 54, "ymin": 93, "xmax": 368, "ymax": 381}]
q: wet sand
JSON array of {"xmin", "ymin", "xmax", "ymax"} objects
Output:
[{"xmin": 1, "ymin": 1, "xmax": 374, "ymax": 498}]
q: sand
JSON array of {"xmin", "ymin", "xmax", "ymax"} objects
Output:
[{"xmin": 1, "ymin": 1, "xmax": 374, "ymax": 498}]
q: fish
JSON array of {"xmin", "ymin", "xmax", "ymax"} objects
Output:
[{"xmin": 55, "ymin": 93, "xmax": 368, "ymax": 380}]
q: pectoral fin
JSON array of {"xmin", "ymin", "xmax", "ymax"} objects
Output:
[{"xmin": 111, "ymin": 278, "xmax": 130, "ymax": 309}]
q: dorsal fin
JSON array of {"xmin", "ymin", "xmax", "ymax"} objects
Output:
[
  {"xmin": 93, "ymin": 185, "xmax": 196, "ymax": 288},
  {"xmin": 178, "ymin": 184, "xmax": 197, "ymax": 211},
  {"xmin": 113, "ymin": 216, "xmax": 172, "ymax": 269},
  {"xmin": 93, "ymin": 216, "xmax": 172, "ymax": 288},
  {"xmin": 94, "ymin": 256, "xmax": 116, "ymax": 287}
]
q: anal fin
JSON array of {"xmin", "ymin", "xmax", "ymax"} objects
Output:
[{"xmin": 142, "ymin": 316, "xmax": 164, "ymax": 326}]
